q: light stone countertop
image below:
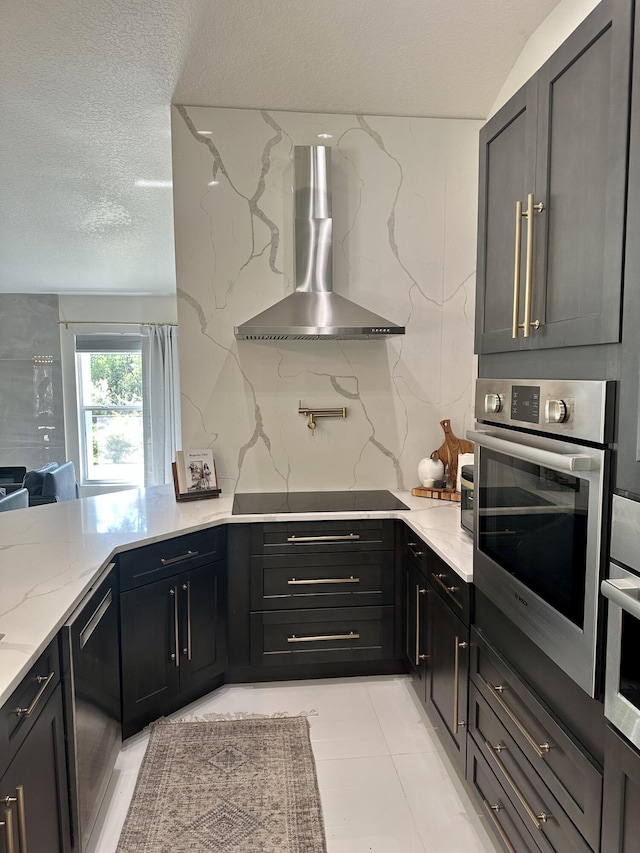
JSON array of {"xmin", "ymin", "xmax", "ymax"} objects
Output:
[{"xmin": 0, "ymin": 485, "xmax": 473, "ymax": 706}]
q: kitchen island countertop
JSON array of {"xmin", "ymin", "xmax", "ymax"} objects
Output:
[{"xmin": 0, "ymin": 485, "xmax": 472, "ymax": 706}]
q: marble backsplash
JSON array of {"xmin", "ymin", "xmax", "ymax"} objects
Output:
[{"xmin": 171, "ymin": 106, "xmax": 481, "ymax": 494}]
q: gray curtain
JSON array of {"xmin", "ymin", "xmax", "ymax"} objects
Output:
[{"xmin": 141, "ymin": 324, "xmax": 181, "ymax": 485}]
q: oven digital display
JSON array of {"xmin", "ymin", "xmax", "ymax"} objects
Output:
[{"xmin": 511, "ymin": 385, "xmax": 540, "ymax": 424}]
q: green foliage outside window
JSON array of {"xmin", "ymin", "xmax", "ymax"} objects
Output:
[{"xmin": 89, "ymin": 353, "xmax": 142, "ymax": 406}]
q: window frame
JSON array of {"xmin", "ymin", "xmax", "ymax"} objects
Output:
[{"xmin": 74, "ymin": 334, "xmax": 145, "ymax": 488}]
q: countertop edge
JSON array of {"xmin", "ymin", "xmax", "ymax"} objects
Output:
[{"xmin": 0, "ymin": 486, "xmax": 473, "ymax": 706}]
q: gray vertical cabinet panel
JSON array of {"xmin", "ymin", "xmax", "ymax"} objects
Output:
[
  {"xmin": 533, "ymin": 0, "xmax": 633, "ymax": 349},
  {"xmin": 602, "ymin": 726, "xmax": 640, "ymax": 852},
  {"xmin": 475, "ymin": 81, "xmax": 537, "ymax": 355},
  {"xmin": 617, "ymin": 0, "xmax": 640, "ymax": 497}
]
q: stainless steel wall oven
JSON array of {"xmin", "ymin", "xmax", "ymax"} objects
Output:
[
  {"xmin": 468, "ymin": 378, "xmax": 614, "ymax": 697},
  {"xmin": 602, "ymin": 494, "xmax": 640, "ymax": 749}
]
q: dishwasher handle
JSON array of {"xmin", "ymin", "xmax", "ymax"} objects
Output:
[{"xmin": 79, "ymin": 589, "xmax": 113, "ymax": 650}]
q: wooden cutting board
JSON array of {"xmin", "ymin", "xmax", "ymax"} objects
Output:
[{"xmin": 433, "ymin": 419, "xmax": 474, "ymax": 490}]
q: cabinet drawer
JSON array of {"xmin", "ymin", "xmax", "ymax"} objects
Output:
[
  {"xmin": 0, "ymin": 638, "xmax": 60, "ymax": 772},
  {"xmin": 250, "ymin": 520, "xmax": 393, "ymax": 555},
  {"xmin": 250, "ymin": 606, "xmax": 394, "ymax": 667},
  {"xmin": 427, "ymin": 550, "xmax": 471, "ymax": 624},
  {"xmin": 467, "ymin": 737, "xmax": 540, "ymax": 853},
  {"xmin": 469, "ymin": 685, "xmax": 591, "ymax": 853},
  {"xmin": 119, "ymin": 526, "xmax": 226, "ymax": 590},
  {"xmin": 470, "ymin": 629, "xmax": 602, "ymax": 850},
  {"xmin": 404, "ymin": 529, "xmax": 428, "ymax": 572},
  {"xmin": 250, "ymin": 551, "xmax": 395, "ymax": 610}
]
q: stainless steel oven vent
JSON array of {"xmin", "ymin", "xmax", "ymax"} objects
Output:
[{"xmin": 234, "ymin": 146, "xmax": 405, "ymax": 341}]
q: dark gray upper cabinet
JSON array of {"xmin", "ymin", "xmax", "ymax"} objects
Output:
[
  {"xmin": 616, "ymin": 0, "xmax": 640, "ymax": 498},
  {"xmin": 475, "ymin": 81, "xmax": 537, "ymax": 354},
  {"xmin": 475, "ymin": 0, "xmax": 633, "ymax": 355}
]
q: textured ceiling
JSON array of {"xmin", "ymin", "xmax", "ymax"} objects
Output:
[{"xmin": 0, "ymin": 0, "xmax": 561, "ymax": 295}]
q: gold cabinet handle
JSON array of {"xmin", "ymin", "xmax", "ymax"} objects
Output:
[
  {"xmin": 432, "ymin": 572, "xmax": 459, "ymax": 596},
  {"xmin": 415, "ymin": 585, "xmax": 428, "ymax": 666},
  {"xmin": 287, "ymin": 576, "xmax": 360, "ymax": 586},
  {"xmin": 287, "ymin": 631, "xmax": 359, "ymax": 643},
  {"xmin": 512, "ymin": 194, "xmax": 543, "ymax": 338},
  {"xmin": 521, "ymin": 193, "xmax": 543, "ymax": 337},
  {"xmin": 14, "ymin": 787, "xmax": 26, "ymax": 853},
  {"xmin": 286, "ymin": 534, "xmax": 360, "ymax": 544},
  {"xmin": 2, "ymin": 787, "xmax": 26, "ymax": 853},
  {"xmin": 1, "ymin": 806, "xmax": 15, "ymax": 853},
  {"xmin": 182, "ymin": 582, "xmax": 192, "ymax": 660},
  {"xmin": 170, "ymin": 587, "xmax": 180, "ymax": 667},
  {"xmin": 486, "ymin": 681, "xmax": 551, "ymax": 757},
  {"xmin": 512, "ymin": 199, "xmax": 523, "ymax": 338},
  {"xmin": 160, "ymin": 550, "xmax": 198, "ymax": 566},
  {"xmin": 485, "ymin": 741, "xmax": 550, "ymax": 830},
  {"xmin": 453, "ymin": 638, "xmax": 468, "ymax": 735},
  {"xmin": 14, "ymin": 672, "xmax": 55, "ymax": 718},
  {"xmin": 482, "ymin": 800, "xmax": 516, "ymax": 853}
]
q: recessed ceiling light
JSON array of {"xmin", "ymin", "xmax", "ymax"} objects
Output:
[
  {"xmin": 208, "ymin": 180, "xmax": 220, "ymax": 186},
  {"xmin": 197, "ymin": 131, "xmax": 213, "ymax": 136},
  {"xmin": 318, "ymin": 133, "xmax": 333, "ymax": 139},
  {"xmin": 135, "ymin": 179, "xmax": 172, "ymax": 188}
]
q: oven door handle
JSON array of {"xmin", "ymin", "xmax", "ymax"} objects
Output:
[
  {"xmin": 601, "ymin": 578, "xmax": 640, "ymax": 619},
  {"xmin": 466, "ymin": 430, "xmax": 594, "ymax": 472}
]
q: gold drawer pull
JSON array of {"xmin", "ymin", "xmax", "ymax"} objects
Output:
[
  {"xmin": 287, "ymin": 534, "xmax": 360, "ymax": 544},
  {"xmin": 14, "ymin": 672, "xmax": 55, "ymax": 718},
  {"xmin": 160, "ymin": 549, "xmax": 198, "ymax": 566},
  {"xmin": 483, "ymin": 800, "xmax": 516, "ymax": 853},
  {"xmin": 407, "ymin": 542, "xmax": 424, "ymax": 559},
  {"xmin": 1, "ymin": 806, "xmax": 15, "ymax": 853},
  {"xmin": 486, "ymin": 681, "xmax": 551, "ymax": 758},
  {"xmin": 485, "ymin": 741, "xmax": 550, "ymax": 831},
  {"xmin": 287, "ymin": 576, "xmax": 360, "ymax": 585},
  {"xmin": 453, "ymin": 638, "xmax": 468, "ymax": 734},
  {"xmin": 2, "ymin": 786, "xmax": 26, "ymax": 853},
  {"xmin": 287, "ymin": 631, "xmax": 360, "ymax": 643},
  {"xmin": 432, "ymin": 572, "xmax": 459, "ymax": 595}
]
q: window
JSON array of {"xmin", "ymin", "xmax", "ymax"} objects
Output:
[{"xmin": 76, "ymin": 335, "xmax": 144, "ymax": 486}]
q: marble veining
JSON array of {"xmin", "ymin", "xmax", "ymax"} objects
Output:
[
  {"xmin": 0, "ymin": 486, "xmax": 471, "ymax": 707},
  {"xmin": 172, "ymin": 106, "xmax": 481, "ymax": 496}
]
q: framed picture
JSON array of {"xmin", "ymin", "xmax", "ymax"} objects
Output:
[{"xmin": 173, "ymin": 449, "xmax": 221, "ymax": 501}]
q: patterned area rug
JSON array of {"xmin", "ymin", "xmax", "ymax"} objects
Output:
[{"xmin": 116, "ymin": 717, "xmax": 327, "ymax": 853}]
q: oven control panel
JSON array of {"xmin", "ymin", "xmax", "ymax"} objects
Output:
[
  {"xmin": 510, "ymin": 384, "xmax": 540, "ymax": 423},
  {"xmin": 475, "ymin": 378, "xmax": 613, "ymax": 444}
]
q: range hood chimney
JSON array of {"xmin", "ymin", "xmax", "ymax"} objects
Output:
[{"xmin": 234, "ymin": 146, "xmax": 405, "ymax": 341}]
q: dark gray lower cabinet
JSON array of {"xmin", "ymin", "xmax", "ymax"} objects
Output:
[
  {"xmin": 1, "ymin": 650, "xmax": 71, "ymax": 853},
  {"xmin": 468, "ymin": 628, "xmax": 602, "ymax": 852},
  {"xmin": 229, "ymin": 520, "xmax": 402, "ymax": 681},
  {"xmin": 120, "ymin": 556, "xmax": 226, "ymax": 738},
  {"xmin": 404, "ymin": 545, "xmax": 428, "ymax": 697},
  {"xmin": 426, "ymin": 587, "xmax": 469, "ymax": 768},
  {"xmin": 403, "ymin": 529, "xmax": 471, "ymax": 771},
  {"xmin": 602, "ymin": 725, "xmax": 640, "ymax": 852}
]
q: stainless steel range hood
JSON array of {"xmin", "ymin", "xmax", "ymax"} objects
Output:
[{"xmin": 234, "ymin": 146, "xmax": 405, "ymax": 341}]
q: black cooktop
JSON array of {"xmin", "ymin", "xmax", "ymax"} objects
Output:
[{"xmin": 232, "ymin": 489, "xmax": 409, "ymax": 515}]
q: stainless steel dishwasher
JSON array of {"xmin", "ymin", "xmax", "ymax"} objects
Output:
[{"xmin": 62, "ymin": 565, "xmax": 121, "ymax": 851}]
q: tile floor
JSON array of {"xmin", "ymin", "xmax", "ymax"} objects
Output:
[{"xmin": 88, "ymin": 675, "xmax": 500, "ymax": 853}]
